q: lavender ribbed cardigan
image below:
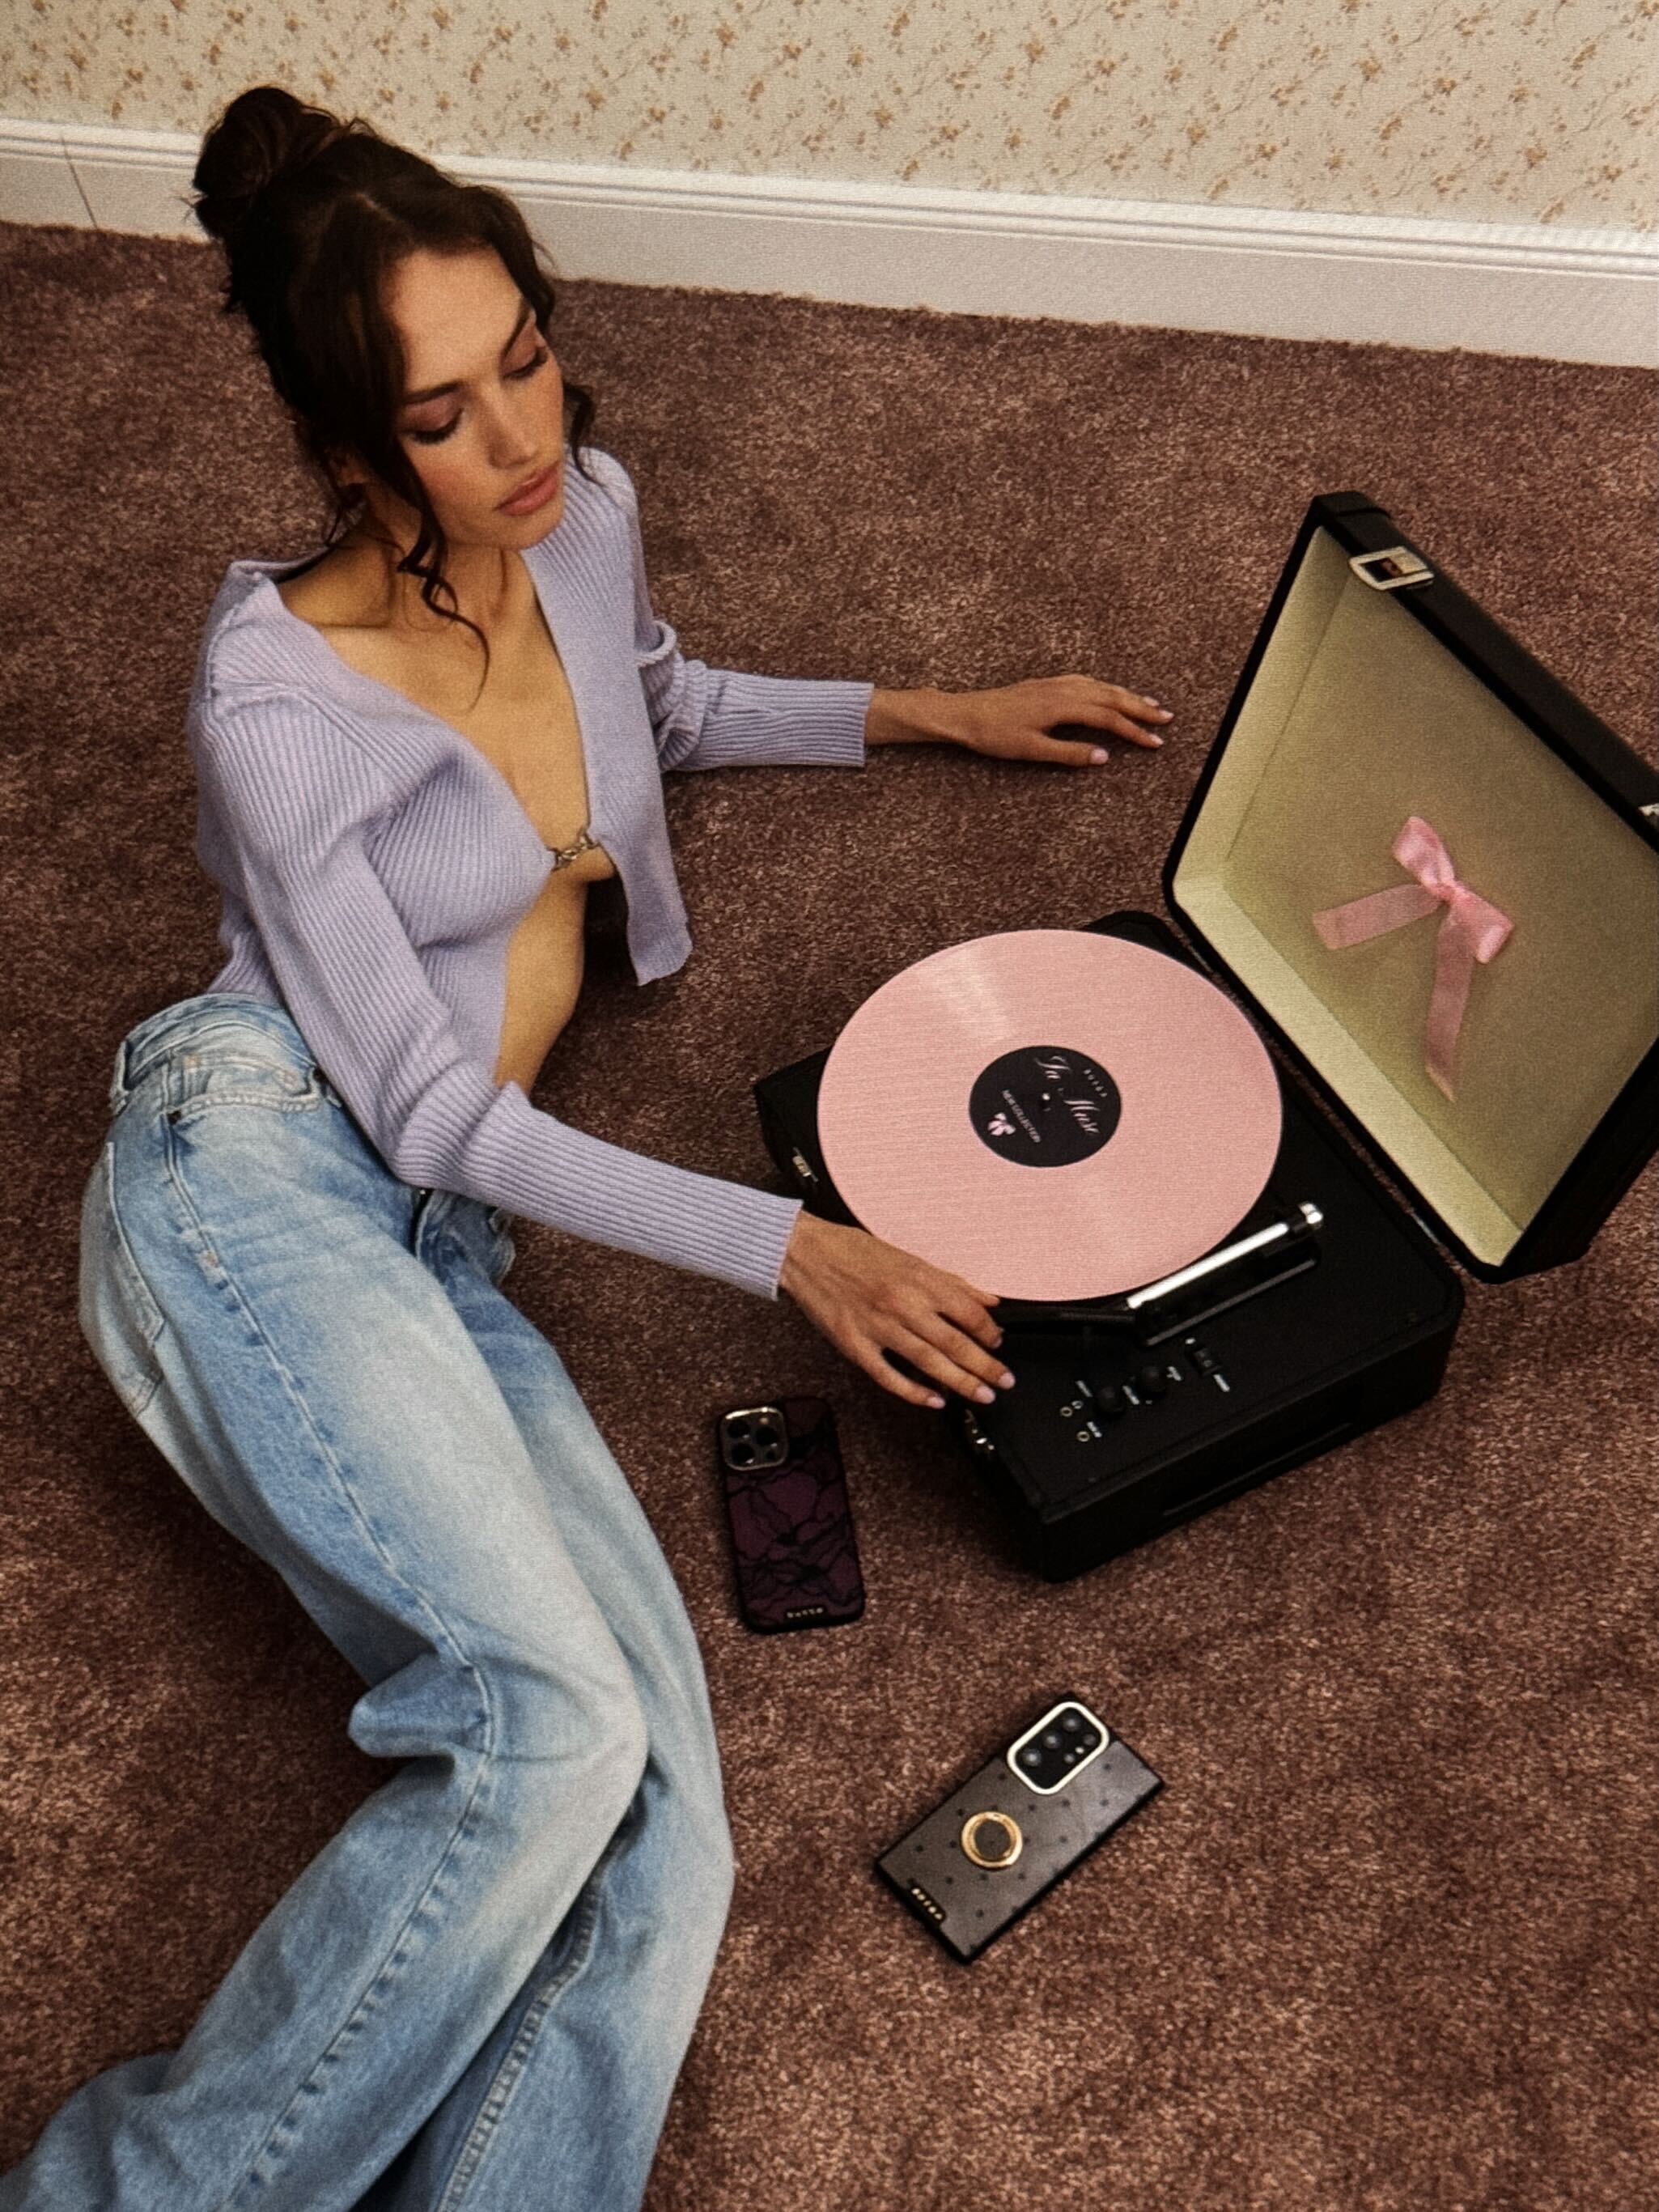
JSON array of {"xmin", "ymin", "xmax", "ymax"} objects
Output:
[{"xmin": 190, "ymin": 444, "xmax": 874, "ymax": 1300}]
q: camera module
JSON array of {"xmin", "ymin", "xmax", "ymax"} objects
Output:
[{"xmin": 1005, "ymin": 1700, "xmax": 1110, "ymax": 1794}]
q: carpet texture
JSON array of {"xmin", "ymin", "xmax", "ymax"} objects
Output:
[{"xmin": 1, "ymin": 219, "xmax": 1655, "ymax": 2210}]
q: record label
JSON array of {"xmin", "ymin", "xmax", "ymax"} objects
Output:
[
  {"xmin": 967, "ymin": 1045, "xmax": 1122, "ymax": 1165},
  {"xmin": 816, "ymin": 929, "xmax": 1283, "ymax": 1301}
]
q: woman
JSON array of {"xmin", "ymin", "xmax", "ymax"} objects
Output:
[{"xmin": 6, "ymin": 85, "xmax": 1171, "ymax": 2212}]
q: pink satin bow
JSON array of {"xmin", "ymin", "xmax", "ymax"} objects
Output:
[{"xmin": 1312, "ymin": 815, "xmax": 1512, "ymax": 1101}]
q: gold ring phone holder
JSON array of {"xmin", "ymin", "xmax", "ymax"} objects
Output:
[{"xmin": 960, "ymin": 1810, "xmax": 1024, "ymax": 1869}]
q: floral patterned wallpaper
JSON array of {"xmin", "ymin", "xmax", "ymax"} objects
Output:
[{"xmin": 5, "ymin": 0, "xmax": 1654, "ymax": 230}]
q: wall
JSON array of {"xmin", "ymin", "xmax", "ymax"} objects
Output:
[{"xmin": 4, "ymin": 0, "xmax": 1654, "ymax": 233}]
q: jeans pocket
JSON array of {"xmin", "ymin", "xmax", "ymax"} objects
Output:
[
  {"xmin": 79, "ymin": 1141, "xmax": 167, "ymax": 1419},
  {"xmin": 167, "ymin": 1043, "xmax": 325, "ymax": 1123}
]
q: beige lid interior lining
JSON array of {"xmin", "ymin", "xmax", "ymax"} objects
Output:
[{"xmin": 1171, "ymin": 527, "xmax": 1658, "ymax": 1267}]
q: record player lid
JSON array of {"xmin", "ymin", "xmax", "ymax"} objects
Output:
[{"xmin": 1164, "ymin": 496, "xmax": 1659, "ymax": 1283}]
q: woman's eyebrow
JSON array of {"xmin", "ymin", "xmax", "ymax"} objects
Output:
[{"xmin": 402, "ymin": 299, "xmax": 536, "ymax": 405}]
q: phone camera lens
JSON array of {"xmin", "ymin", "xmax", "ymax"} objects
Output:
[
  {"xmin": 730, "ymin": 1441, "xmax": 753, "ymax": 1464},
  {"xmin": 1020, "ymin": 1747, "xmax": 1041, "ymax": 1768},
  {"xmin": 1042, "ymin": 1730, "xmax": 1062, "ymax": 1748},
  {"xmin": 1063, "ymin": 1714, "xmax": 1080, "ymax": 1731}
]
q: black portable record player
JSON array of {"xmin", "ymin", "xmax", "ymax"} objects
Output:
[{"xmin": 752, "ymin": 495, "xmax": 1659, "ymax": 1582}]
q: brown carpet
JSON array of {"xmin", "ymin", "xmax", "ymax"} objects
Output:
[{"xmin": 2, "ymin": 219, "xmax": 1655, "ymax": 2210}]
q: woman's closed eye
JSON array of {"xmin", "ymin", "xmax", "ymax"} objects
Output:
[{"xmin": 405, "ymin": 346, "xmax": 551, "ymax": 445}]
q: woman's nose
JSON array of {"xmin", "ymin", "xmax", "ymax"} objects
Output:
[
  {"xmin": 489, "ymin": 421, "xmax": 538, "ymax": 472},
  {"xmin": 484, "ymin": 394, "xmax": 541, "ymax": 466}
]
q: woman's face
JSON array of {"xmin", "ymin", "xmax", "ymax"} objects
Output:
[{"xmin": 354, "ymin": 243, "xmax": 568, "ymax": 549}]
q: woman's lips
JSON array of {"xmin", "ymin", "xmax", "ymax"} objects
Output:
[{"xmin": 499, "ymin": 461, "xmax": 561, "ymax": 514}]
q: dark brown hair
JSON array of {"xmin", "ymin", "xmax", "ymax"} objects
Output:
[{"xmin": 191, "ymin": 83, "xmax": 601, "ymax": 680}]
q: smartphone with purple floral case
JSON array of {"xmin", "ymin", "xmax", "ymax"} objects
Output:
[{"xmin": 715, "ymin": 1396, "xmax": 866, "ymax": 1632}]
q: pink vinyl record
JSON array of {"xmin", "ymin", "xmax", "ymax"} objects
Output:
[{"xmin": 817, "ymin": 929, "xmax": 1283, "ymax": 1301}]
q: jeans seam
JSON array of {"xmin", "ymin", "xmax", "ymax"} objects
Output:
[
  {"xmin": 93, "ymin": 1139, "xmax": 168, "ymax": 1416},
  {"xmin": 432, "ymin": 1812, "xmax": 632, "ymax": 2210},
  {"xmin": 150, "ymin": 1087, "xmax": 504, "ymax": 2210}
]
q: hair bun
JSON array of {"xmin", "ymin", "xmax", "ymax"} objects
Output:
[{"xmin": 191, "ymin": 84, "xmax": 351, "ymax": 251}]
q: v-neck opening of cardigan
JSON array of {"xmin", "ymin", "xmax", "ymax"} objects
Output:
[{"xmin": 252, "ymin": 546, "xmax": 599, "ymax": 870}]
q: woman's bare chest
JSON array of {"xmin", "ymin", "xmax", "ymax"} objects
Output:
[{"xmin": 306, "ymin": 593, "xmax": 614, "ymax": 878}]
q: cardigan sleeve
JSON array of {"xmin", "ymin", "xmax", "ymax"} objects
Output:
[
  {"xmin": 601, "ymin": 451, "xmax": 875, "ymax": 775},
  {"xmin": 195, "ymin": 688, "xmax": 808, "ymax": 1301}
]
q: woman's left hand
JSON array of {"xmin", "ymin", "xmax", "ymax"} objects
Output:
[{"xmin": 929, "ymin": 676, "xmax": 1173, "ymax": 766}]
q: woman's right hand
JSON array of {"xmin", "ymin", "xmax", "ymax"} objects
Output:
[{"xmin": 776, "ymin": 1209, "xmax": 1015, "ymax": 1412}]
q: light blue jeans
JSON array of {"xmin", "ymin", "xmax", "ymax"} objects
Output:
[{"xmin": 2, "ymin": 992, "xmax": 736, "ymax": 2212}]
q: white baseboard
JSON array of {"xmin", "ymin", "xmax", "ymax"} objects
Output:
[{"xmin": 4, "ymin": 115, "xmax": 1654, "ymax": 367}]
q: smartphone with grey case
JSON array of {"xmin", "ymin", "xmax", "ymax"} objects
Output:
[{"xmin": 874, "ymin": 1695, "xmax": 1161, "ymax": 1962}]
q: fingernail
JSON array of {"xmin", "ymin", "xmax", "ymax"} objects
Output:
[
  {"xmin": 1089, "ymin": 747, "xmax": 1110, "ymax": 763},
  {"xmin": 1155, "ymin": 707, "xmax": 1174, "ymax": 718},
  {"xmin": 927, "ymin": 1393, "xmax": 946, "ymax": 1409},
  {"xmin": 999, "ymin": 1370, "xmax": 1016, "ymax": 1389},
  {"xmin": 974, "ymin": 1383, "xmax": 996, "ymax": 1403}
]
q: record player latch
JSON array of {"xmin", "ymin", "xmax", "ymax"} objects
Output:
[{"xmin": 1349, "ymin": 546, "xmax": 1434, "ymax": 592}]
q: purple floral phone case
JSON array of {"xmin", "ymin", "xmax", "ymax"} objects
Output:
[{"xmin": 715, "ymin": 1395, "xmax": 866, "ymax": 1632}]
